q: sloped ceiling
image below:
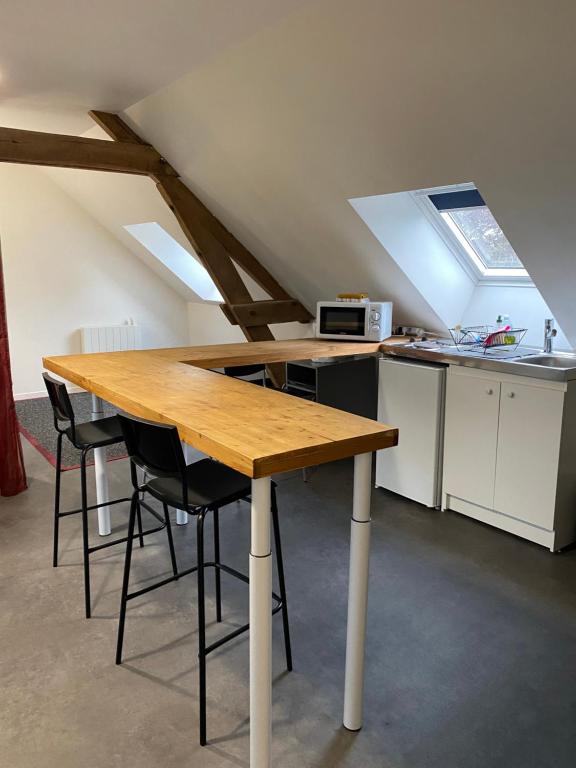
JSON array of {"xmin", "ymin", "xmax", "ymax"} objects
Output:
[
  {"xmin": 3, "ymin": 0, "xmax": 576, "ymax": 340},
  {"xmin": 45, "ymin": 160, "xmax": 216, "ymax": 302},
  {"xmin": 44, "ymin": 141, "xmax": 271, "ymax": 304},
  {"xmin": 122, "ymin": 0, "xmax": 576, "ymax": 340},
  {"xmin": 0, "ymin": 0, "xmax": 309, "ymax": 133}
]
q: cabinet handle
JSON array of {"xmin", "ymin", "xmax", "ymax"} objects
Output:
[
  {"xmin": 507, "ymin": 391, "xmax": 515, "ymax": 398},
  {"xmin": 486, "ymin": 388, "xmax": 494, "ymax": 395}
]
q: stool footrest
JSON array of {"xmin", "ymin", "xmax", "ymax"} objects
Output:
[
  {"xmin": 127, "ymin": 572, "xmax": 181, "ymax": 600},
  {"xmin": 88, "ymin": 523, "xmax": 166, "ymax": 554},
  {"xmin": 204, "ymin": 598, "xmax": 283, "ymax": 657},
  {"xmin": 58, "ymin": 496, "xmax": 132, "ymax": 518},
  {"xmin": 137, "ymin": 499, "xmax": 165, "ymax": 526},
  {"xmin": 124, "ymin": 559, "xmax": 284, "ymax": 654}
]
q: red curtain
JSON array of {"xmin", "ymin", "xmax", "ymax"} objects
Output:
[{"xmin": 0, "ymin": 239, "xmax": 27, "ymax": 496}]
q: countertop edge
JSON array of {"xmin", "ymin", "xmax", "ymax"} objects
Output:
[{"xmin": 380, "ymin": 344, "xmax": 576, "ymax": 383}]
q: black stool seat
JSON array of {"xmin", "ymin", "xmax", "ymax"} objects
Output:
[
  {"xmin": 147, "ymin": 458, "xmax": 250, "ymax": 510},
  {"xmin": 66, "ymin": 415, "xmax": 124, "ymax": 449}
]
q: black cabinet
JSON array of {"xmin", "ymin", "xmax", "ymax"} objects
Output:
[{"xmin": 285, "ymin": 355, "xmax": 378, "ymax": 420}]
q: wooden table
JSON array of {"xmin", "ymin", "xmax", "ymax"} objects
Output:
[{"xmin": 43, "ymin": 338, "xmax": 398, "ymax": 768}]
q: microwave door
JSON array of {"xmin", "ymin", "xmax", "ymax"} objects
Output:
[{"xmin": 319, "ymin": 306, "xmax": 367, "ymax": 336}]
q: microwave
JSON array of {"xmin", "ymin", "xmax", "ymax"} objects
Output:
[{"xmin": 315, "ymin": 301, "xmax": 393, "ymax": 341}]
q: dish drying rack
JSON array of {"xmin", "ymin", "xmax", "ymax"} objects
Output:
[{"xmin": 449, "ymin": 325, "xmax": 527, "ymax": 354}]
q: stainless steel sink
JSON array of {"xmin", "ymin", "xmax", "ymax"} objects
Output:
[{"xmin": 519, "ymin": 354, "xmax": 576, "ymax": 369}]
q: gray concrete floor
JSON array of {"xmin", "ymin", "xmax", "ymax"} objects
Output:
[{"xmin": 2, "ymin": 439, "xmax": 576, "ymax": 768}]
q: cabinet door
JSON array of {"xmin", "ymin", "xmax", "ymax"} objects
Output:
[
  {"xmin": 443, "ymin": 372, "xmax": 500, "ymax": 508},
  {"xmin": 494, "ymin": 382, "xmax": 563, "ymax": 529},
  {"xmin": 376, "ymin": 359, "xmax": 444, "ymax": 507}
]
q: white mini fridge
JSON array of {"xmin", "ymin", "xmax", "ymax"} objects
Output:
[{"xmin": 375, "ymin": 356, "xmax": 446, "ymax": 508}]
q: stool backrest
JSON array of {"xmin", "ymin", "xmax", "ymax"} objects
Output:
[
  {"xmin": 118, "ymin": 413, "xmax": 187, "ymax": 486},
  {"xmin": 224, "ymin": 364, "xmax": 266, "ymax": 385},
  {"xmin": 43, "ymin": 373, "xmax": 76, "ymax": 438}
]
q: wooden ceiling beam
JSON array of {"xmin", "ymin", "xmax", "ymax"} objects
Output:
[
  {"xmin": 0, "ymin": 126, "xmax": 176, "ymax": 176},
  {"xmin": 157, "ymin": 175, "xmax": 286, "ymax": 385},
  {"xmin": 85, "ymin": 110, "xmax": 314, "ymax": 387},
  {"xmin": 0, "ymin": 110, "xmax": 312, "ymax": 389},
  {"xmin": 156, "ymin": 177, "xmax": 253, "ymax": 305},
  {"xmin": 88, "ymin": 110, "xmax": 147, "ymax": 144},
  {"xmin": 156, "ymin": 176, "xmax": 298, "ymax": 303},
  {"xmin": 85, "ymin": 112, "xmax": 303, "ymax": 304},
  {"xmin": 227, "ymin": 300, "xmax": 312, "ymax": 327}
]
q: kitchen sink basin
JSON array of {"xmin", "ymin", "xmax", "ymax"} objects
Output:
[{"xmin": 520, "ymin": 354, "xmax": 576, "ymax": 369}]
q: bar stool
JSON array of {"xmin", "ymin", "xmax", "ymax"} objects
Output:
[
  {"xmin": 224, "ymin": 363, "xmax": 267, "ymax": 386},
  {"xmin": 43, "ymin": 373, "xmax": 169, "ymax": 618},
  {"xmin": 115, "ymin": 413, "xmax": 292, "ymax": 746}
]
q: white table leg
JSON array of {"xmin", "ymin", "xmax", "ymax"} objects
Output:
[
  {"xmin": 175, "ymin": 442, "xmax": 192, "ymax": 525},
  {"xmin": 175, "ymin": 509, "xmax": 188, "ymax": 524},
  {"xmin": 250, "ymin": 476, "xmax": 272, "ymax": 768},
  {"xmin": 343, "ymin": 452, "xmax": 373, "ymax": 731},
  {"xmin": 91, "ymin": 394, "xmax": 111, "ymax": 536}
]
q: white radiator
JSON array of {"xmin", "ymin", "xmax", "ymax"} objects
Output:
[{"xmin": 80, "ymin": 324, "xmax": 141, "ymax": 353}]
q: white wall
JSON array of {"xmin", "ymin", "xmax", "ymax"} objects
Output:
[
  {"xmin": 188, "ymin": 301, "xmax": 313, "ymax": 346},
  {"xmin": 348, "ymin": 189, "xmax": 572, "ymax": 350},
  {"xmin": 46, "ymin": 163, "xmax": 216, "ymax": 303},
  {"xmin": 113, "ymin": 0, "xmax": 576, "ymax": 344},
  {"xmin": 1, "ymin": 164, "xmax": 189, "ymax": 397},
  {"xmin": 46, "ymin": 158, "xmax": 284, "ymax": 307},
  {"xmin": 461, "ymin": 285, "xmax": 571, "ymax": 351},
  {"xmin": 349, "ymin": 192, "xmax": 475, "ymax": 329},
  {"xmin": 188, "ymin": 303, "xmax": 244, "ymax": 345}
]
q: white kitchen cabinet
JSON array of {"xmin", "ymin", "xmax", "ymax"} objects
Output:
[
  {"xmin": 443, "ymin": 373, "xmax": 501, "ymax": 510},
  {"xmin": 376, "ymin": 357, "xmax": 445, "ymax": 507},
  {"xmin": 443, "ymin": 366, "xmax": 576, "ymax": 551},
  {"xmin": 494, "ymin": 382, "xmax": 563, "ymax": 530}
]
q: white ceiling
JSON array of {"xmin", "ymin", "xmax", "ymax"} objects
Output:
[
  {"xmin": 0, "ymin": 0, "xmax": 308, "ymax": 133},
  {"xmin": 4, "ymin": 0, "xmax": 576, "ymax": 343}
]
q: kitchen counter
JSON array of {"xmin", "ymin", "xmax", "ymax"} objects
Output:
[
  {"xmin": 43, "ymin": 338, "xmax": 396, "ymax": 478},
  {"xmin": 379, "ymin": 339, "xmax": 576, "ymax": 551},
  {"xmin": 380, "ymin": 342, "xmax": 576, "ymax": 382}
]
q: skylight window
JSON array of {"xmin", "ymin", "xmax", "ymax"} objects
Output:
[
  {"xmin": 124, "ymin": 222, "xmax": 223, "ymax": 302},
  {"xmin": 423, "ymin": 187, "xmax": 530, "ymax": 281}
]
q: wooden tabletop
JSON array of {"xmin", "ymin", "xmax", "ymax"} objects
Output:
[{"xmin": 43, "ymin": 339, "xmax": 398, "ymax": 478}]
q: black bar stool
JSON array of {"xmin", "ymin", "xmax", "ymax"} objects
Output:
[
  {"xmin": 43, "ymin": 373, "xmax": 169, "ymax": 618},
  {"xmin": 224, "ymin": 363, "xmax": 267, "ymax": 386},
  {"xmin": 115, "ymin": 413, "xmax": 292, "ymax": 746}
]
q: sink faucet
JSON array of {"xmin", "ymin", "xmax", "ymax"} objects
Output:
[{"xmin": 544, "ymin": 318, "xmax": 557, "ymax": 353}]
